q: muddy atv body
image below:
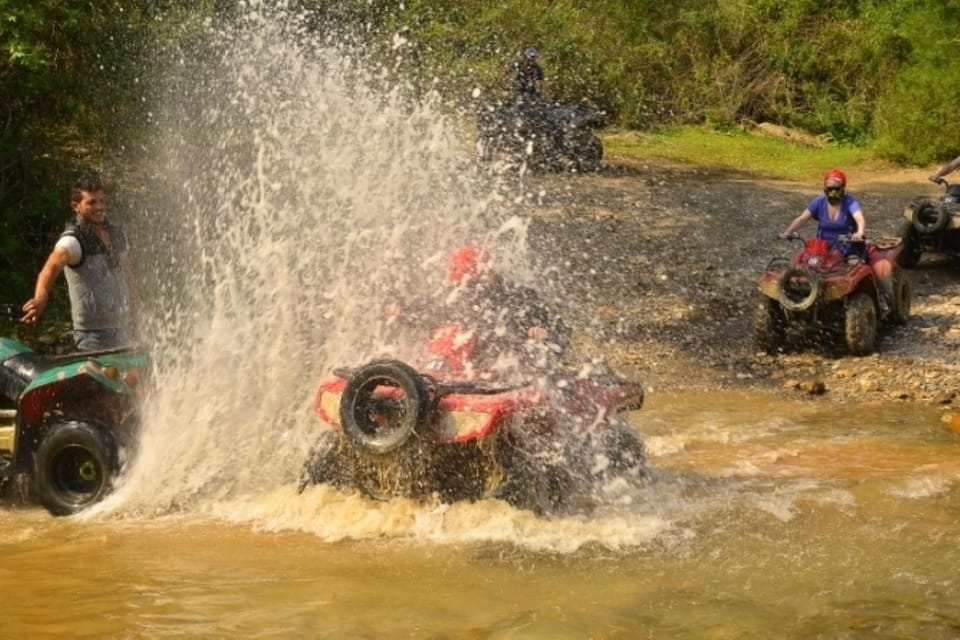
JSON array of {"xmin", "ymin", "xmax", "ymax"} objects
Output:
[
  {"xmin": 476, "ymin": 100, "xmax": 604, "ymax": 173},
  {"xmin": 0, "ymin": 336, "xmax": 148, "ymax": 515},
  {"xmin": 755, "ymin": 235, "xmax": 911, "ymax": 356},
  {"xmin": 300, "ymin": 325, "xmax": 645, "ymax": 515},
  {"xmin": 898, "ymin": 178, "xmax": 960, "ymax": 268}
]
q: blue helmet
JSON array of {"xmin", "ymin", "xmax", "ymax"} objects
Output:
[{"xmin": 524, "ymin": 47, "xmax": 538, "ymax": 59}]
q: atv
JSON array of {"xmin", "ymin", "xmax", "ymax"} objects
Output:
[
  {"xmin": 0, "ymin": 314, "xmax": 148, "ymax": 515},
  {"xmin": 476, "ymin": 99, "xmax": 605, "ymax": 173},
  {"xmin": 755, "ymin": 234, "xmax": 911, "ymax": 356},
  {"xmin": 897, "ymin": 178, "xmax": 960, "ymax": 268},
  {"xmin": 299, "ymin": 323, "xmax": 646, "ymax": 515}
]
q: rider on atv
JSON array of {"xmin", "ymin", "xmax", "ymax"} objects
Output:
[
  {"xmin": 385, "ymin": 244, "xmax": 571, "ymax": 372},
  {"xmin": 778, "ymin": 168, "xmax": 896, "ymax": 309},
  {"xmin": 511, "ymin": 47, "xmax": 547, "ymax": 105}
]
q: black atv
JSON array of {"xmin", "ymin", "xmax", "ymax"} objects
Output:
[
  {"xmin": 897, "ymin": 178, "xmax": 960, "ymax": 268},
  {"xmin": 476, "ymin": 99, "xmax": 604, "ymax": 172}
]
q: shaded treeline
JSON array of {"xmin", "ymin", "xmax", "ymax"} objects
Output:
[{"xmin": 2, "ymin": 0, "xmax": 960, "ymax": 303}]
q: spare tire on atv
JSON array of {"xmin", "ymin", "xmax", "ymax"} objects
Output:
[
  {"xmin": 339, "ymin": 359, "xmax": 429, "ymax": 455},
  {"xmin": 913, "ymin": 201, "xmax": 949, "ymax": 235},
  {"xmin": 777, "ymin": 267, "xmax": 821, "ymax": 312}
]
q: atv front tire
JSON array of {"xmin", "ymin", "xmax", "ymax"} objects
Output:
[
  {"xmin": 754, "ymin": 296, "xmax": 787, "ymax": 353},
  {"xmin": 844, "ymin": 293, "xmax": 878, "ymax": 356}
]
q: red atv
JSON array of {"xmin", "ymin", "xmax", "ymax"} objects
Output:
[
  {"xmin": 299, "ymin": 323, "xmax": 646, "ymax": 515},
  {"xmin": 755, "ymin": 234, "xmax": 911, "ymax": 355}
]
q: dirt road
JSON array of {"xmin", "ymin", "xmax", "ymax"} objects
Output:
[{"xmin": 516, "ymin": 156, "xmax": 960, "ymax": 406}]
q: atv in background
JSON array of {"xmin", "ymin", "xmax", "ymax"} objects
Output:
[
  {"xmin": 0, "ymin": 306, "xmax": 148, "ymax": 515},
  {"xmin": 476, "ymin": 100, "xmax": 605, "ymax": 173},
  {"xmin": 898, "ymin": 178, "xmax": 960, "ymax": 268},
  {"xmin": 755, "ymin": 234, "xmax": 911, "ymax": 356},
  {"xmin": 299, "ymin": 322, "xmax": 646, "ymax": 515}
]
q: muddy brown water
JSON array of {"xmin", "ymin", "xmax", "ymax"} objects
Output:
[{"xmin": 2, "ymin": 391, "xmax": 957, "ymax": 638}]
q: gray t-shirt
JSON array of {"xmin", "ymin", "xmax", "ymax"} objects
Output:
[{"xmin": 58, "ymin": 219, "xmax": 131, "ymax": 331}]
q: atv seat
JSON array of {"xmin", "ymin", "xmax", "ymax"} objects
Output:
[{"xmin": 0, "ymin": 352, "xmax": 52, "ymax": 401}]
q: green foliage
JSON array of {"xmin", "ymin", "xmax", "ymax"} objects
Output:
[
  {"xmin": 604, "ymin": 125, "xmax": 879, "ymax": 182},
  {"xmin": 2, "ymin": 0, "xmax": 960, "ymax": 319},
  {"xmin": 871, "ymin": 1, "xmax": 960, "ymax": 164}
]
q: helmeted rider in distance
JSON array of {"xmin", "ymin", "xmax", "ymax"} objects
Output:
[
  {"xmin": 778, "ymin": 168, "xmax": 896, "ymax": 309},
  {"xmin": 511, "ymin": 47, "xmax": 546, "ymax": 105}
]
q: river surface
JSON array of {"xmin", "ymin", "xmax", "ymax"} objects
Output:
[{"xmin": 3, "ymin": 391, "xmax": 958, "ymax": 639}]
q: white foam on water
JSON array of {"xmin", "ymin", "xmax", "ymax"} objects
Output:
[{"xmin": 207, "ymin": 484, "xmax": 677, "ymax": 553}]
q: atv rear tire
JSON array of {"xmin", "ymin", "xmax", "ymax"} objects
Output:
[
  {"xmin": 754, "ymin": 296, "xmax": 787, "ymax": 353},
  {"xmin": 339, "ymin": 359, "xmax": 428, "ymax": 455},
  {"xmin": 34, "ymin": 421, "xmax": 118, "ymax": 516},
  {"xmin": 897, "ymin": 221, "xmax": 922, "ymax": 268},
  {"xmin": 844, "ymin": 293, "xmax": 878, "ymax": 356}
]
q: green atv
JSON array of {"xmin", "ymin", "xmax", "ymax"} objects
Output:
[{"xmin": 0, "ymin": 331, "xmax": 148, "ymax": 516}]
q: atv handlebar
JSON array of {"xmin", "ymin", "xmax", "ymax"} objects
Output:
[{"xmin": 778, "ymin": 233, "xmax": 868, "ymax": 246}]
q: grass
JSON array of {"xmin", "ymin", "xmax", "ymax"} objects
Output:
[{"xmin": 602, "ymin": 124, "xmax": 903, "ymax": 183}]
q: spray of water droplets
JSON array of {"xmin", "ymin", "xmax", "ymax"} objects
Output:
[{"xmin": 105, "ymin": 7, "xmax": 529, "ymax": 514}]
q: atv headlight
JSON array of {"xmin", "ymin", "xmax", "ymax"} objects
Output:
[
  {"xmin": 437, "ymin": 411, "xmax": 492, "ymax": 440},
  {"xmin": 807, "ymin": 256, "xmax": 821, "ymax": 267}
]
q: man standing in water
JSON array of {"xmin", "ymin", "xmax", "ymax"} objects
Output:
[{"xmin": 21, "ymin": 172, "xmax": 137, "ymax": 351}]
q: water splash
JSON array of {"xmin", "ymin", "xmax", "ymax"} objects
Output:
[{"xmin": 106, "ymin": 7, "xmax": 523, "ymax": 514}]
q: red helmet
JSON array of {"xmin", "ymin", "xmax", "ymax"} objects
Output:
[
  {"xmin": 447, "ymin": 245, "xmax": 492, "ymax": 284},
  {"xmin": 823, "ymin": 168, "xmax": 847, "ymax": 187}
]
